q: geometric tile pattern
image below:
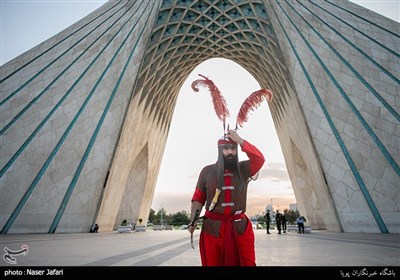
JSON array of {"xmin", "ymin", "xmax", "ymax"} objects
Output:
[
  {"xmin": 136, "ymin": 0, "xmax": 290, "ymax": 130},
  {"xmin": 115, "ymin": 143, "xmax": 148, "ymax": 229}
]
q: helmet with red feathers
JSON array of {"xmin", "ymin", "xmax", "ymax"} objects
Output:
[{"xmin": 191, "ymin": 74, "xmax": 273, "ymax": 134}]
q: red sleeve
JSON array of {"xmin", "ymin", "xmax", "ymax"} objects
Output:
[
  {"xmin": 240, "ymin": 140, "xmax": 265, "ymax": 176},
  {"xmin": 191, "ymin": 188, "xmax": 206, "ymax": 205}
]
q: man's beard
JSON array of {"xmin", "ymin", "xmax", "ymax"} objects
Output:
[{"xmin": 223, "ymin": 155, "xmax": 237, "ymax": 171}]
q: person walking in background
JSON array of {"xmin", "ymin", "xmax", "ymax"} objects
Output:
[
  {"xmin": 264, "ymin": 209, "xmax": 271, "ymax": 234},
  {"xmin": 296, "ymin": 215, "xmax": 306, "ymax": 233},
  {"xmin": 275, "ymin": 210, "xmax": 282, "ymax": 234},
  {"xmin": 281, "ymin": 213, "xmax": 287, "ymax": 233}
]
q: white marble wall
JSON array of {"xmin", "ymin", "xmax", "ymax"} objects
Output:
[{"xmin": 269, "ymin": 0, "xmax": 399, "ymax": 233}]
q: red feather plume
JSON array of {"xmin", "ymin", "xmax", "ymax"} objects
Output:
[
  {"xmin": 191, "ymin": 74, "xmax": 230, "ymax": 127},
  {"xmin": 236, "ymin": 88, "xmax": 273, "ymax": 129}
]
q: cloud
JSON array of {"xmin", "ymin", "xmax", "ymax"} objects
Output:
[
  {"xmin": 257, "ymin": 162, "xmax": 291, "ymax": 182},
  {"xmin": 152, "ymin": 191, "xmax": 192, "ymax": 213}
]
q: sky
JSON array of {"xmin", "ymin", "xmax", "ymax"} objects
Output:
[{"xmin": 1, "ymin": 0, "xmax": 399, "ymax": 217}]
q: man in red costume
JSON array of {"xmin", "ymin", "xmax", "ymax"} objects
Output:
[{"xmin": 188, "ymin": 129, "xmax": 265, "ymax": 266}]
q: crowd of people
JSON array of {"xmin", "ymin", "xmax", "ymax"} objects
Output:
[{"xmin": 264, "ymin": 211, "xmax": 306, "ymax": 234}]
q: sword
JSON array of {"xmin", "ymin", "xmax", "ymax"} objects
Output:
[
  {"xmin": 208, "ymin": 189, "xmax": 221, "ymax": 212},
  {"xmin": 189, "ymin": 209, "xmax": 200, "ymax": 249}
]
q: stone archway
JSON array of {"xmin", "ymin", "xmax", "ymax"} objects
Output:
[{"xmin": 1, "ymin": 0, "xmax": 398, "ymax": 234}]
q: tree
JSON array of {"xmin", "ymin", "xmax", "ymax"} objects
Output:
[
  {"xmin": 284, "ymin": 209, "xmax": 299, "ymax": 224},
  {"xmin": 148, "ymin": 208, "xmax": 157, "ymax": 224},
  {"xmin": 170, "ymin": 210, "xmax": 190, "ymax": 226},
  {"xmin": 257, "ymin": 216, "xmax": 265, "ymax": 224},
  {"xmin": 156, "ymin": 208, "xmax": 168, "ymax": 225}
]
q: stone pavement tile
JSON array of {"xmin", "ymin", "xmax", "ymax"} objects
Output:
[{"xmin": 0, "ymin": 229, "xmax": 398, "ymax": 268}]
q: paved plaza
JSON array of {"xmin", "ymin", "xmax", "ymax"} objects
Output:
[{"xmin": 1, "ymin": 228, "xmax": 398, "ymax": 267}]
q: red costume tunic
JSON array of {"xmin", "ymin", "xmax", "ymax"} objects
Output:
[{"xmin": 191, "ymin": 140, "xmax": 265, "ymax": 266}]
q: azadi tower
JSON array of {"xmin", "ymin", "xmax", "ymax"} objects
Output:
[{"xmin": 1, "ymin": 0, "xmax": 398, "ymax": 234}]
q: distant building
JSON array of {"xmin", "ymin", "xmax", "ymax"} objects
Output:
[
  {"xmin": 289, "ymin": 203, "xmax": 298, "ymax": 212},
  {"xmin": 265, "ymin": 204, "xmax": 273, "ymax": 213}
]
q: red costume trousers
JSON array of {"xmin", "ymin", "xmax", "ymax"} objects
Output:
[{"xmin": 199, "ymin": 212, "xmax": 256, "ymax": 266}]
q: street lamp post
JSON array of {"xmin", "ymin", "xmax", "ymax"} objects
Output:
[{"xmin": 160, "ymin": 204, "xmax": 163, "ymax": 226}]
